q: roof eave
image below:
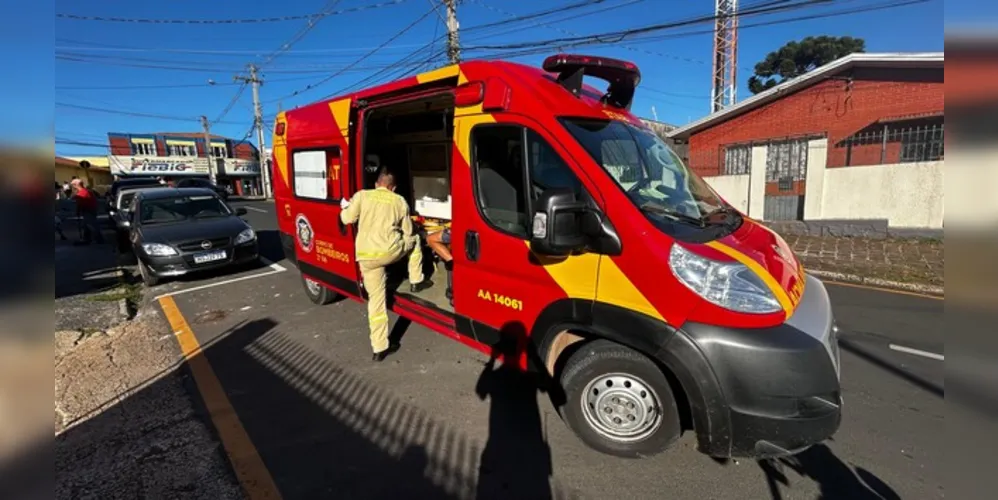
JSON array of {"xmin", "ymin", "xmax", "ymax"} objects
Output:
[{"xmin": 666, "ymin": 52, "xmax": 944, "ymax": 140}]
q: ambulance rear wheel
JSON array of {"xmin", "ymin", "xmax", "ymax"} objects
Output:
[
  {"xmin": 560, "ymin": 340, "xmax": 681, "ymax": 458},
  {"xmin": 301, "ymin": 273, "xmax": 338, "ymax": 305}
]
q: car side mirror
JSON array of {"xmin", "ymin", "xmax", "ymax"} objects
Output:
[
  {"xmin": 236, "ymin": 207, "xmax": 248, "ymax": 216},
  {"xmin": 529, "ymin": 188, "xmax": 597, "ymax": 256}
]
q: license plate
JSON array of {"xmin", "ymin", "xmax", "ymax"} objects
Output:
[{"xmin": 193, "ymin": 249, "xmax": 227, "ymax": 264}]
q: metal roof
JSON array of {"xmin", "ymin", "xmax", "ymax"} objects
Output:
[{"xmin": 666, "ymin": 52, "xmax": 944, "ymax": 140}]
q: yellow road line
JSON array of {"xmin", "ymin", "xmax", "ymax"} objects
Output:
[
  {"xmin": 823, "ymin": 280, "xmax": 944, "ymax": 301},
  {"xmin": 158, "ymin": 296, "xmax": 282, "ymax": 500}
]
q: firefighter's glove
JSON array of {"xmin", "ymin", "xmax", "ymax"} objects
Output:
[{"xmin": 340, "ymin": 198, "xmax": 350, "ymax": 210}]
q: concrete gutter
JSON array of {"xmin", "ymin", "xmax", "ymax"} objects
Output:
[{"xmin": 809, "ymin": 269, "xmax": 944, "ymax": 297}]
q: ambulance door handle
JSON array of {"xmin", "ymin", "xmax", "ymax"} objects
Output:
[{"xmin": 465, "ymin": 230, "xmax": 479, "ymax": 262}]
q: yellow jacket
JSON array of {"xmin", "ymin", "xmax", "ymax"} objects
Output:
[{"xmin": 340, "ymin": 187, "xmax": 415, "ymax": 261}]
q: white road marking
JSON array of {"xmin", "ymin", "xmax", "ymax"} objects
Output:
[
  {"xmin": 153, "ymin": 260, "xmax": 289, "ymax": 300},
  {"xmin": 243, "ymin": 206, "xmax": 268, "ymax": 213},
  {"xmin": 889, "ymin": 344, "xmax": 944, "ymax": 361},
  {"xmin": 261, "ymin": 257, "xmax": 286, "ymax": 272}
]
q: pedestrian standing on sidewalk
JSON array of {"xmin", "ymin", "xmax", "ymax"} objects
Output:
[{"xmin": 71, "ymin": 179, "xmax": 104, "ymax": 245}]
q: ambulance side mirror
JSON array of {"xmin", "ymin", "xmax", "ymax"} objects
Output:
[{"xmin": 530, "ymin": 188, "xmax": 590, "ymax": 256}]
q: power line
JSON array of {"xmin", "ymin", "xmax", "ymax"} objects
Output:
[
  {"xmin": 56, "ymin": 0, "xmax": 408, "ymax": 24},
  {"xmin": 55, "ymin": 40, "xmax": 431, "ymax": 56},
  {"xmin": 214, "ymin": 81, "xmax": 249, "ymax": 125},
  {"xmin": 56, "ymin": 102, "xmax": 244, "ymax": 125},
  {"xmin": 56, "ymin": 52, "xmax": 439, "ymax": 74},
  {"xmin": 258, "ymin": 0, "xmax": 344, "ymax": 68},
  {"xmin": 462, "ymin": 0, "xmax": 830, "ymax": 51},
  {"xmin": 55, "ymin": 75, "xmax": 318, "ymax": 91},
  {"xmin": 275, "ymin": 5, "xmax": 439, "ymax": 102}
]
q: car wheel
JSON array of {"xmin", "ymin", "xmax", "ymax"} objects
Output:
[
  {"xmin": 301, "ymin": 273, "xmax": 338, "ymax": 305},
  {"xmin": 560, "ymin": 339, "xmax": 681, "ymax": 458},
  {"xmin": 137, "ymin": 259, "xmax": 160, "ymax": 286}
]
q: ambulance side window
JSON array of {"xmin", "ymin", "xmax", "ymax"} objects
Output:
[
  {"xmin": 292, "ymin": 147, "xmax": 343, "ymax": 201},
  {"xmin": 472, "ymin": 125, "xmax": 585, "ymax": 239}
]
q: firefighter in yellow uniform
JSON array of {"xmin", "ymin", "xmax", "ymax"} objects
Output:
[{"xmin": 340, "ymin": 168, "xmax": 431, "ymax": 361}]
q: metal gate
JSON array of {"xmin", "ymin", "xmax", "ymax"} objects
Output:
[{"xmin": 763, "ymin": 138, "xmax": 809, "ymax": 221}]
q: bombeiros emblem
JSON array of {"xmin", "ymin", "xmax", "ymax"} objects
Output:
[{"xmin": 296, "ymin": 214, "xmax": 314, "ymax": 253}]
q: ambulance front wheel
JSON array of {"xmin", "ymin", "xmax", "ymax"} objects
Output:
[
  {"xmin": 301, "ymin": 273, "xmax": 338, "ymax": 305},
  {"xmin": 560, "ymin": 340, "xmax": 681, "ymax": 458}
]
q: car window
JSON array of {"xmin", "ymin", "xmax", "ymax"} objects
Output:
[{"xmin": 139, "ymin": 195, "xmax": 230, "ymax": 225}]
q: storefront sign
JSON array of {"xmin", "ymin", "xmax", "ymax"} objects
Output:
[
  {"xmin": 224, "ymin": 159, "xmax": 261, "ymax": 176},
  {"xmin": 109, "ymin": 156, "xmax": 209, "ymax": 176}
]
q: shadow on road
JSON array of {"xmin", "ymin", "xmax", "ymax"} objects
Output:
[
  {"xmin": 474, "ymin": 326, "xmax": 553, "ymax": 500},
  {"xmin": 42, "ymin": 316, "xmax": 580, "ymax": 499},
  {"xmin": 838, "ymin": 338, "xmax": 944, "ymax": 398},
  {"xmin": 757, "ymin": 443, "xmax": 900, "ymax": 500}
]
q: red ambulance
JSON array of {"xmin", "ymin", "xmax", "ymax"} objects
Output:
[{"xmin": 272, "ymin": 54, "xmax": 841, "ymax": 458}]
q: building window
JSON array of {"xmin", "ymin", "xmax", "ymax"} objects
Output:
[
  {"xmin": 897, "ymin": 122, "xmax": 944, "ymax": 163},
  {"xmin": 723, "ymin": 145, "xmax": 752, "ymax": 175},
  {"xmin": 212, "ymin": 145, "xmax": 228, "ymax": 158},
  {"xmin": 765, "ymin": 138, "xmax": 809, "ymax": 183},
  {"xmin": 168, "ymin": 144, "xmax": 195, "ymax": 157},
  {"xmin": 471, "ymin": 125, "xmax": 586, "ymax": 238},
  {"xmin": 133, "ymin": 142, "xmax": 156, "ymax": 156}
]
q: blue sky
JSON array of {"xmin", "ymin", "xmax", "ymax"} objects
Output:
[{"xmin": 42, "ymin": 0, "xmax": 948, "ymax": 157}]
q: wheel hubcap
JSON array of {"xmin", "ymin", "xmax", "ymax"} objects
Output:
[
  {"xmin": 582, "ymin": 373, "xmax": 661, "ymax": 442},
  {"xmin": 304, "ymin": 277, "xmax": 321, "ymax": 296}
]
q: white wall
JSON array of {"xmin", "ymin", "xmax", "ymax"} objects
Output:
[
  {"xmin": 699, "ymin": 137, "xmax": 945, "ymax": 229},
  {"xmin": 703, "ymin": 174, "xmax": 750, "ymax": 213},
  {"xmin": 818, "ymin": 161, "xmax": 944, "ymax": 229}
]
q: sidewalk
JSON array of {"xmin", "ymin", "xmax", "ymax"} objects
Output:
[
  {"xmin": 781, "ymin": 233, "xmax": 944, "ymax": 294},
  {"xmin": 54, "ymin": 227, "xmax": 128, "ymax": 332}
]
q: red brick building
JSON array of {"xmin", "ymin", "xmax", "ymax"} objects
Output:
[
  {"xmin": 106, "ymin": 132, "xmax": 263, "ymax": 196},
  {"xmin": 669, "ymin": 53, "xmax": 944, "ymax": 174}
]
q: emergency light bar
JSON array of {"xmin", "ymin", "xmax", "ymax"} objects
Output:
[{"xmin": 542, "ymin": 54, "xmax": 641, "ymax": 110}]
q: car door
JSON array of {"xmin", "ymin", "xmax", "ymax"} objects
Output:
[
  {"xmin": 287, "ymin": 144, "xmax": 359, "ymax": 296},
  {"xmin": 451, "ymin": 114, "xmax": 602, "ymax": 348}
]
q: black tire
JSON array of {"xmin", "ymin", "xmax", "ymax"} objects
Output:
[
  {"xmin": 301, "ymin": 272, "xmax": 338, "ymax": 305},
  {"xmin": 137, "ymin": 259, "xmax": 160, "ymax": 286},
  {"xmin": 560, "ymin": 339, "xmax": 681, "ymax": 458}
]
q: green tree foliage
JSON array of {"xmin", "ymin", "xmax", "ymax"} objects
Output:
[{"xmin": 747, "ymin": 36, "xmax": 866, "ymax": 94}]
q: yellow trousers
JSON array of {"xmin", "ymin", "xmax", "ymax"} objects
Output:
[{"xmin": 358, "ymin": 237, "xmax": 424, "ymax": 353}]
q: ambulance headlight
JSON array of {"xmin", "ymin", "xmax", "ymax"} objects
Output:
[{"xmin": 669, "ymin": 244, "xmax": 782, "ymax": 314}]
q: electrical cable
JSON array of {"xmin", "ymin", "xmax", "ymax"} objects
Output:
[
  {"xmin": 213, "ymin": 81, "xmax": 249, "ymax": 125},
  {"xmin": 274, "ymin": 5, "xmax": 438, "ymax": 102},
  {"xmin": 56, "ymin": 0, "xmax": 408, "ymax": 24},
  {"xmin": 57, "ymin": 102, "xmax": 243, "ymax": 125},
  {"xmin": 258, "ymin": 0, "xmax": 343, "ymax": 68}
]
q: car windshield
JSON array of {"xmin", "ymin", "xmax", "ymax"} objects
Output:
[
  {"xmin": 561, "ymin": 118, "xmax": 728, "ymax": 224},
  {"xmin": 139, "ymin": 195, "xmax": 230, "ymax": 225}
]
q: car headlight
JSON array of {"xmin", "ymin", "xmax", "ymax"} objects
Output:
[
  {"xmin": 141, "ymin": 243, "xmax": 178, "ymax": 256},
  {"xmin": 235, "ymin": 228, "xmax": 256, "ymax": 244},
  {"xmin": 669, "ymin": 243, "xmax": 782, "ymax": 314}
]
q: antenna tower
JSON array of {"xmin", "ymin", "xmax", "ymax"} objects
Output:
[{"xmin": 711, "ymin": 0, "xmax": 738, "ymax": 112}]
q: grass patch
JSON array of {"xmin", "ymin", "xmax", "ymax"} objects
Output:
[{"xmin": 87, "ymin": 282, "xmax": 143, "ymax": 312}]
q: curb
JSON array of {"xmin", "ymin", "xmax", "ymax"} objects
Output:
[
  {"xmin": 808, "ymin": 269, "xmax": 944, "ymax": 296},
  {"xmin": 112, "ymin": 267, "xmax": 130, "ymax": 322}
]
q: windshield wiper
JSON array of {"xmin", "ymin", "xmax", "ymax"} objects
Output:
[{"xmin": 639, "ymin": 203, "xmax": 704, "ymax": 227}]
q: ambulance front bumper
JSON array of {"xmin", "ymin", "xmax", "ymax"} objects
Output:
[{"xmin": 668, "ymin": 274, "xmax": 841, "ymax": 458}]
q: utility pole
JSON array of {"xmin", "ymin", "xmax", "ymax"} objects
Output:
[
  {"xmin": 444, "ymin": 0, "xmax": 460, "ymax": 64},
  {"xmin": 200, "ymin": 115, "xmax": 217, "ymax": 184},
  {"xmin": 711, "ymin": 0, "xmax": 739, "ymax": 113},
  {"xmin": 234, "ymin": 64, "xmax": 271, "ymax": 198}
]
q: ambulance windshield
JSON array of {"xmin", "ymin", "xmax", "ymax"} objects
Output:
[{"xmin": 562, "ymin": 118, "xmax": 730, "ymax": 227}]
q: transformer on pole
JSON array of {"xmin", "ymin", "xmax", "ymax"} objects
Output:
[{"xmin": 711, "ymin": 0, "xmax": 738, "ymax": 113}]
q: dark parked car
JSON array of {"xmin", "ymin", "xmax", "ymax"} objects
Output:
[
  {"xmin": 175, "ymin": 178, "xmax": 230, "ymax": 200},
  {"xmin": 110, "ymin": 185, "xmax": 161, "ymax": 251},
  {"xmin": 126, "ymin": 187, "xmax": 258, "ymax": 286}
]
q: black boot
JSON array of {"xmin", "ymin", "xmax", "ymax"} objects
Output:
[{"xmin": 410, "ymin": 279, "xmax": 433, "ymax": 293}]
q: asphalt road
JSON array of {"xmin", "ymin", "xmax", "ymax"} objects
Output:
[{"xmin": 150, "ymin": 200, "xmax": 945, "ymax": 500}]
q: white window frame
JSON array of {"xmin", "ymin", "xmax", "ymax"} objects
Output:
[
  {"xmin": 168, "ymin": 144, "xmax": 195, "ymax": 157},
  {"xmin": 212, "ymin": 145, "xmax": 228, "ymax": 158},
  {"xmin": 134, "ymin": 142, "xmax": 156, "ymax": 156},
  {"xmin": 293, "ymin": 150, "xmax": 328, "ymax": 200}
]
